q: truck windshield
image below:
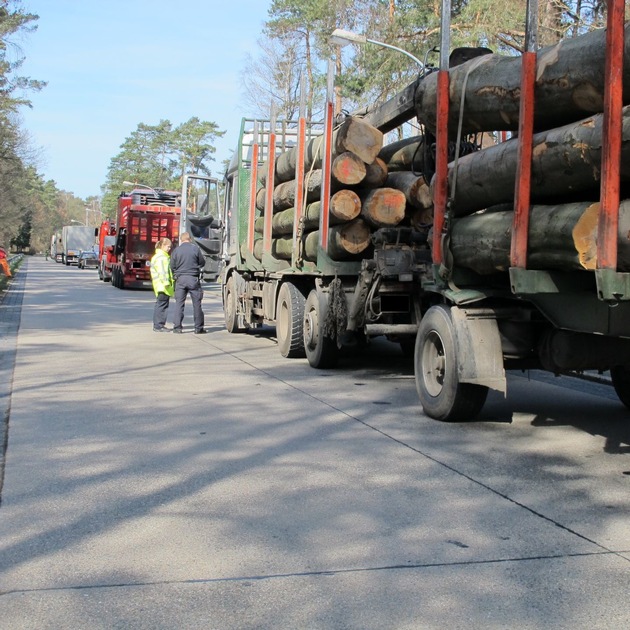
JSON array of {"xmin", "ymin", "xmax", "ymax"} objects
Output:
[{"xmin": 184, "ymin": 178, "xmax": 219, "ymax": 219}]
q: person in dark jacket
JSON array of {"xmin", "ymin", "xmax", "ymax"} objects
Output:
[{"xmin": 169, "ymin": 232, "xmax": 206, "ymax": 334}]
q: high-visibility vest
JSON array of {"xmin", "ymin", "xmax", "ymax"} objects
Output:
[{"xmin": 150, "ymin": 249, "xmax": 174, "ymax": 296}]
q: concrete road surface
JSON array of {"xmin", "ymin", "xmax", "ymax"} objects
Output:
[{"xmin": 1, "ymin": 257, "xmax": 630, "ymax": 629}]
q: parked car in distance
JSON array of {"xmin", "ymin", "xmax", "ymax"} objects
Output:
[{"xmin": 77, "ymin": 250, "xmax": 98, "ymax": 270}]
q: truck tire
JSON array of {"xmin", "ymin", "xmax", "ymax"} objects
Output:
[
  {"xmin": 113, "ymin": 267, "xmax": 124, "ymax": 289},
  {"xmin": 303, "ymin": 289, "xmax": 338, "ymax": 369},
  {"xmin": 224, "ymin": 276, "xmax": 245, "ymax": 333},
  {"xmin": 276, "ymin": 282, "xmax": 306, "ymax": 358},
  {"xmin": 415, "ymin": 305, "xmax": 488, "ymax": 422},
  {"xmin": 610, "ymin": 366, "xmax": 630, "ymax": 410}
]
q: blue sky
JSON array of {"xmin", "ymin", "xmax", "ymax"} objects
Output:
[{"xmin": 18, "ymin": 0, "xmax": 270, "ymax": 199}]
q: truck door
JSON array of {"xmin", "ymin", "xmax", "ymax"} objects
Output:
[{"xmin": 181, "ymin": 174, "xmax": 224, "ymax": 281}]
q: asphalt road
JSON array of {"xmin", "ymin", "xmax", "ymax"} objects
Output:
[{"xmin": 1, "ymin": 257, "xmax": 629, "ymax": 629}]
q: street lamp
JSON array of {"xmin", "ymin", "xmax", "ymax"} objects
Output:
[
  {"xmin": 330, "ymin": 28, "xmax": 425, "ymax": 70},
  {"xmin": 70, "ymin": 219, "xmax": 86, "ymax": 226}
]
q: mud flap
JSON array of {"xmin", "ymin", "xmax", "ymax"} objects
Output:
[{"xmin": 450, "ymin": 307, "xmax": 506, "ymax": 393}]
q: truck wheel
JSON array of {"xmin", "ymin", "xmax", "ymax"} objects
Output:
[
  {"xmin": 611, "ymin": 366, "xmax": 630, "ymax": 410},
  {"xmin": 276, "ymin": 282, "xmax": 306, "ymax": 358},
  {"xmin": 303, "ymin": 289, "xmax": 338, "ymax": 369},
  {"xmin": 224, "ymin": 276, "xmax": 245, "ymax": 333},
  {"xmin": 112, "ymin": 267, "xmax": 119, "ymax": 288},
  {"xmin": 415, "ymin": 305, "xmax": 488, "ymax": 422}
]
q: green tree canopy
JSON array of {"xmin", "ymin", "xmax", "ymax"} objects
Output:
[{"xmin": 100, "ymin": 117, "xmax": 224, "ymax": 216}]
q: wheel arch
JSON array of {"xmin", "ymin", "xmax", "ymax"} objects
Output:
[{"xmin": 448, "ymin": 306, "xmax": 506, "ymax": 392}]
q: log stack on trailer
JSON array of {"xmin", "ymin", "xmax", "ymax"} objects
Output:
[{"xmin": 252, "ymin": 117, "xmax": 409, "ymax": 262}]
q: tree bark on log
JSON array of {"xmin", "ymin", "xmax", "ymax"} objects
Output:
[
  {"xmin": 362, "ymin": 157, "xmax": 389, "ymax": 188},
  {"xmin": 258, "ymin": 151, "xmax": 373, "ymax": 213},
  {"xmin": 304, "ymin": 219, "xmax": 372, "ymax": 262},
  {"xmin": 378, "ymin": 136, "xmax": 428, "ymax": 172},
  {"xmin": 448, "ymin": 106, "xmax": 630, "ymax": 216},
  {"xmin": 386, "ymin": 171, "xmax": 433, "ymax": 209},
  {"xmin": 262, "ymin": 117, "xmax": 384, "ymax": 186},
  {"xmin": 407, "ymin": 206, "xmax": 433, "ymax": 230},
  {"xmin": 450, "ymin": 200, "xmax": 630, "ymax": 275},
  {"xmin": 255, "ymin": 172, "xmax": 323, "ymax": 213},
  {"xmin": 255, "ymin": 190, "xmax": 362, "ymax": 236},
  {"xmin": 414, "ymin": 24, "xmax": 630, "ymax": 136},
  {"xmin": 359, "ymin": 188, "xmax": 407, "ymax": 228},
  {"xmin": 250, "ymin": 238, "xmax": 293, "ymax": 261}
]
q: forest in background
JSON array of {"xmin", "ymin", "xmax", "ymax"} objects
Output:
[{"xmin": 0, "ymin": 0, "xmax": 618, "ymax": 253}]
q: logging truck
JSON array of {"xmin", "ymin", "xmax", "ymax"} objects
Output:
[{"xmin": 221, "ymin": 2, "xmax": 630, "ymax": 421}]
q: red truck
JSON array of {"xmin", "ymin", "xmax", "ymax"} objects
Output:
[{"xmin": 104, "ymin": 183, "xmax": 181, "ymax": 289}]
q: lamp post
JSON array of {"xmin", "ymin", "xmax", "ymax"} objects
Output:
[
  {"xmin": 70, "ymin": 219, "xmax": 86, "ymax": 226},
  {"xmin": 330, "ymin": 28, "xmax": 425, "ymax": 70}
]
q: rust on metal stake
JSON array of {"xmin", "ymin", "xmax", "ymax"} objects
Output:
[
  {"xmin": 510, "ymin": 50, "xmax": 536, "ymax": 268},
  {"xmin": 597, "ymin": 0, "xmax": 624, "ymax": 271},
  {"xmin": 319, "ymin": 99, "xmax": 334, "ymax": 252}
]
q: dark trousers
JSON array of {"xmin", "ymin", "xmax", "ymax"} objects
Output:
[
  {"xmin": 173, "ymin": 276, "xmax": 204, "ymax": 331},
  {"xmin": 153, "ymin": 293, "xmax": 170, "ymax": 329}
]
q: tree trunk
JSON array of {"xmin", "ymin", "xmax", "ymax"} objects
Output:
[
  {"xmin": 271, "ymin": 170, "xmax": 325, "ymax": 212},
  {"xmin": 450, "ymin": 200, "xmax": 630, "ymax": 274},
  {"xmin": 304, "ymin": 219, "xmax": 372, "ymax": 261},
  {"xmin": 359, "ymin": 188, "xmax": 407, "ymax": 228},
  {"xmin": 414, "ymin": 24, "xmax": 630, "ymax": 135},
  {"xmin": 386, "ymin": 171, "xmax": 433, "ymax": 209},
  {"xmin": 263, "ymin": 117, "xmax": 384, "ymax": 186},
  {"xmin": 259, "ymin": 152, "xmax": 372, "ymax": 213},
  {"xmin": 379, "ymin": 136, "xmax": 428, "ymax": 172},
  {"xmin": 334, "ymin": 117, "xmax": 383, "ymax": 164},
  {"xmin": 256, "ymin": 190, "xmax": 362, "ymax": 236},
  {"xmin": 331, "ymin": 151, "xmax": 367, "ymax": 185},
  {"xmin": 448, "ymin": 106, "xmax": 630, "ymax": 216},
  {"xmin": 362, "ymin": 157, "xmax": 388, "ymax": 188},
  {"xmin": 251, "ymin": 237, "xmax": 293, "ymax": 261}
]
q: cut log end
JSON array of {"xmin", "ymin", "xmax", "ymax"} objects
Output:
[
  {"xmin": 332, "ymin": 152, "xmax": 367, "ymax": 185},
  {"xmin": 360, "ymin": 188, "xmax": 407, "ymax": 228},
  {"xmin": 330, "ymin": 189, "xmax": 362, "ymax": 222},
  {"xmin": 572, "ymin": 202, "xmax": 599, "ymax": 270}
]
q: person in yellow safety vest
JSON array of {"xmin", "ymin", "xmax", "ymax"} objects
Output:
[{"xmin": 150, "ymin": 238, "xmax": 174, "ymax": 332}]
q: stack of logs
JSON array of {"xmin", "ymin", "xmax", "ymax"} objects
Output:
[
  {"xmin": 253, "ymin": 116, "xmax": 434, "ymax": 262},
  {"xmin": 410, "ymin": 24, "xmax": 630, "ymax": 274},
  {"xmin": 254, "ymin": 23, "xmax": 630, "ymax": 272}
]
